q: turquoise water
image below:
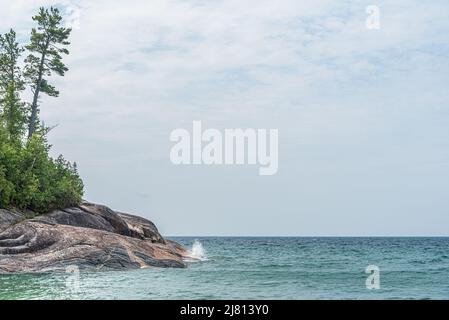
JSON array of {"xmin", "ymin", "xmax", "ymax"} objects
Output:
[{"xmin": 1, "ymin": 237, "xmax": 448, "ymax": 300}]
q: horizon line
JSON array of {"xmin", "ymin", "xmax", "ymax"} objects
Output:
[{"xmin": 166, "ymin": 235, "xmax": 449, "ymax": 238}]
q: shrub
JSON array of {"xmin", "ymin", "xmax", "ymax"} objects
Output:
[{"xmin": 0, "ymin": 127, "xmax": 84, "ymax": 213}]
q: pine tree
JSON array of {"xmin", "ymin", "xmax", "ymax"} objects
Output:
[
  {"xmin": 1, "ymin": 84, "xmax": 27, "ymax": 143},
  {"xmin": 0, "ymin": 29, "xmax": 27, "ymax": 143},
  {"xmin": 24, "ymin": 7, "xmax": 71, "ymax": 139},
  {"xmin": 0, "ymin": 29, "xmax": 24, "ymax": 92}
]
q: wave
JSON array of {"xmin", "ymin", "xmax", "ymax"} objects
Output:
[{"xmin": 185, "ymin": 239, "xmax": 208, "ymax": 262}]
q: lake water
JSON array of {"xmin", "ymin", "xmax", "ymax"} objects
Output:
[{"xmin": 1, "ymin": 237, "xmax": 448, "ymax": 300}]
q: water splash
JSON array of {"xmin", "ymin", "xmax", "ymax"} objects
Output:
[{"xmin": 186, "ymin": 239, "xmax": 208, "ymax": 261}]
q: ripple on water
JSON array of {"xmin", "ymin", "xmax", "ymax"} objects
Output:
[{"xmin": 1, "ymin": 237, "xmax": 449, "ymax": 299}]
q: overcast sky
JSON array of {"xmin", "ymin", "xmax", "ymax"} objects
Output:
[{"xmin": 1, "ymin": 0, "xmax": 449, "ymax": 236}]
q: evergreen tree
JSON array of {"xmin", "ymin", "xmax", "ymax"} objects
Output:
[
  {"xmin": 0, "ymin": 83, "xmax": 27, "ymax": 143},
  {"xmin": 24, "ymin": 7, "xmax": 71, "ymax": 139},
  {"xmin": 0, "ymin": 29, "xmax": 27, "ymax": 143},
  {"xmin": 0, "ymin": 29, "xmax": 25, "ymax": 92}
]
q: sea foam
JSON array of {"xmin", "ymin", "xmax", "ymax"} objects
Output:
[{"xmin": 186, "ymin": 239, "xmax": 208, "ymax": 261}]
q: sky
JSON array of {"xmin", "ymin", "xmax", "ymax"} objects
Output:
[{"xmin": 1, "ymin": 0, "xmax": 448, "ymax": 236}]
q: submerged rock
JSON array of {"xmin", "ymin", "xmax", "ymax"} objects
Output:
[{"xmin": 0, "ymin": 202, "xmax": 187, "ymax": 273}]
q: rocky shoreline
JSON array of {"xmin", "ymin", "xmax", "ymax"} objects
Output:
[{"xmin": 0, "ymin": 202, "xmax": 188, "ymax": 273}]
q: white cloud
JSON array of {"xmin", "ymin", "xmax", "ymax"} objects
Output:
[{"xmin": 1, "ymin": 0, "xmax": 449, "ymax": 235}]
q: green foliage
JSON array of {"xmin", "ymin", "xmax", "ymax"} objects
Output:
[
  {"xmin": 0, "ymin": 29, "xmax": 25, "ymax": 92},
  {"xmin": 24, "ymin": 7, "xmax": 71, "ymax": 86},
  {"xmin": 0, "ymin": 120, "xmax": 84, "ymax": 213},
  {"xmin": 0, "ymin": 7, "xmax": 84, "ymax": 214},
  {"xmin": 1, "ymin": 82, "xmax": 28, "ymax": 143},
  {"xmin": 0, "ymin": 29, "xmax": 28, "ymax": 143}
]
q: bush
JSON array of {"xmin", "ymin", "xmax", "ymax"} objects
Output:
[{"xmin": 0, "ymin": 126, "xmax": 84, "ymax": 213}]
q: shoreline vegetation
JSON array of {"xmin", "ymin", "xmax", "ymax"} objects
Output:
[{"xmin": 0, "ymin": 7, "xmax": 83, "ymax": 213}]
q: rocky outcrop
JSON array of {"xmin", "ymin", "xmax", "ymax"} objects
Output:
[{"xmin": 0, "ymin": 202, "xmax": 188, "ymax": 273}]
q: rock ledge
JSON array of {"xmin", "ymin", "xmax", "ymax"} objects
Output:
[{"xmin": 0, "ymin": 202, "xmax": 187, "ymax": 273}]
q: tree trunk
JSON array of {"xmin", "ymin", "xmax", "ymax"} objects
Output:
[{"xmin": 27, "ymin": 38, "xmax": 49, "ymax": 139}]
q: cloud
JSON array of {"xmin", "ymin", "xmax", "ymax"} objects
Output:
[{"xmin": 1, "ymin": 0, "xmax": 449, "ymax": 235}]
